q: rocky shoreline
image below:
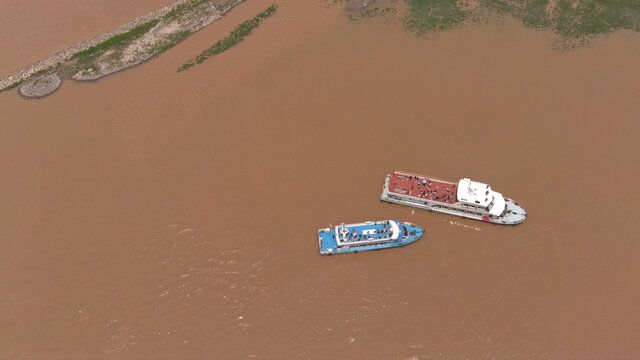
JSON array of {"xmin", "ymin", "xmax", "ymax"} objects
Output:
[
  {"xmin": 0, "ymin": 1, "xmax": 185, "ymax": 91},
  {"xmin": 0, "ymin": 0, "xmax": 243, "ymax": 98},
  {"xmin": 19, "ymin": 74, "xmax": 62, "ymax": 98}
]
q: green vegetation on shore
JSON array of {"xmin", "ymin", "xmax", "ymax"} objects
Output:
[
  {"xmin": 30, "ymin": 66, "xmax": 55, "ymax": 78},
  {"xmin": 165, "ymin": 0, "xmax": 247, "ymax": 20},
  {"xmin": 178, "ymin": 4, "xmax": 279, "ymax": 72},
  {"xmin": 150, "ymin": 30, "xmax": 192, "ymax": 56},
  {"xmin": 481, "ymin": 0, "xmax": 640, "ymax": 40},
  {"xmin": 5, "ymin": 80, "xmax": 23, "ymax": 90},
  {"xmin": 348, "ymin": 6, "xmax": 397, "ymax": 21},
  {"xmin": 345, "ymin": 0, "xmax": 640, "ymax": 47},
  {"xmin": 1, "ymin": 0, "xmax": 251, "ymax": 95},
  {"xmin": 164, "ymin": 0, "xmax": 211, "ymax": 20},
  {"xmin": 403, "ymin": 0, "xmax": 469, "ymax": 33},
  {"xmin": 222, "ymin": 0, "xmax": 249, "ymax": 16},
  {"xmin": 71, "ymin": 19, "xmax": 159, "ymax": 70}
]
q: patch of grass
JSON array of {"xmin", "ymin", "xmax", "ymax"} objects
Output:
[
  {"xmin": 352, "ymin": 0, "xmax": 640, "ymax": 47},
  {"xmin": 164, "ymin": 0, "xmax": 212, "ymax": 20},
  {"xmin": 323, "ymin": 0, "xmax": 345, "ymax": 7},
  {"xmin": 178, "ymin": 3, "xmax": 279, "ymax": 72},
  {"xmin": 480, "ymin": 0, "xmax": 551, "ymax": 28},
  {"xmin": 347, "ymin": 6, "xmax": 397, "ymax": 21},
  {"xmin": 403, "ymin": 0, "xmax": 470, "ymax": 34},
  {"xmin": 222, "ymin": 0, "xmax": 248, "ymax": 15},
  {"xmin": 478, "ymin": 0, "xmax": 640, "ymax": 46},
  {"xmin": 71, "ymin": 19, "xmax": 159, "ymax": 65},
  {"xmin": 151, "ymin": 30, "xmax": 192, "ymax": 54},
  {"xmin": 2, "ymin": 66, "xmax": 56, "ymax": 91},
  {"xmin": 551, "ymin": 0, "xmax": 640, "ymax": 38},
  {"xmin": 5, "ymin": 80, "xmax": 23, "ymax": 90},
  {"xmin": 30, "ymin": 66, "xmax": 54, "ymax": 78}
]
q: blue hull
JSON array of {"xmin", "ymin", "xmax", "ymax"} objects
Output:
[{"xmin": 318, "ymin": 220, "xmax": 424, "ymax": 255}]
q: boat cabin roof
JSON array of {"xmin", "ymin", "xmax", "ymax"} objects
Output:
[
  {"xmin": 335, "ymin": 220, "xmax": 400, "ymax": 247},
  {"xmin": 456, "ymin": 178, "xmax": 506, "ymax": 216},
  {"xmin": 456, "ymin": 178, "xmax": 492, "ymax": 206}
]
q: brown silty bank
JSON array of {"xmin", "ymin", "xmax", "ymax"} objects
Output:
[{"xmin": 1, "ymin": 0, "xmax": 640, "ymax": 359}]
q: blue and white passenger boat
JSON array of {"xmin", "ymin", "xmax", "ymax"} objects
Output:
[{"xmin": 318, "ymin": 220, "xmax": 424, "ymax": 255}]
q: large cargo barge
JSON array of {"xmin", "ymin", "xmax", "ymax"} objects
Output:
[
  {"xmin": 380, "ymin": 170, "xmax": 526, "ymax": 225},
  {"xmin": 318, "ymin": 220, "xmax": 423, "ymax": 255}
]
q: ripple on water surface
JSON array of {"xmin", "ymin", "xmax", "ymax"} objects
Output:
[{"xmin": 98, "ymin": 218, "xmax": 277, "ymax": 355}]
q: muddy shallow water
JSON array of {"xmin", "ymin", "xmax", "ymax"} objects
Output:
[{"xmin": 1, "ymin": 1, "xmax": 640, "ymax": 358}]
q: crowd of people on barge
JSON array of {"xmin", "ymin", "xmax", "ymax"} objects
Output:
[{"xmin": 392, "ymin": 173, "xmax": 457, "ymax": 204}]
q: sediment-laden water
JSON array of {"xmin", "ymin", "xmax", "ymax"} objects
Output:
[{"xmin": 1, "ymin": 0, "xmax": 640, "ymax": 358}]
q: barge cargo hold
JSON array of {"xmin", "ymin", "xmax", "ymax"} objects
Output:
[
  {"xmin": 380, "ymin": 170, "xmax": 526, "ymax": 225},
  {"xmin": 318, "ymin": 220, "xmax": 423, "ymax": 255}
]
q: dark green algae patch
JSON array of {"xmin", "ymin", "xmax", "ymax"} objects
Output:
[{"xmin": 349, "ymin": 0, "xmax": 640, "ymax": 48}]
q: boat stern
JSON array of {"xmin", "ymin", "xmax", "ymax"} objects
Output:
[
  {"xmin": 318, "ymin": 228, "xmax": 337, "ymax": 255},
  {"xmin": 380, "ymin": 174, "xmax": 391, "ymax": 201}
]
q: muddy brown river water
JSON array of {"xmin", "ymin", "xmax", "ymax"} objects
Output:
[{"xmin": 1, "ymin": 0, "xmax": 640, "ymax": 358}]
